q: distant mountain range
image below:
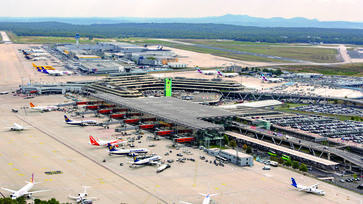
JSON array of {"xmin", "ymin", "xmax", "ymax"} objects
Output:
[{"xmin": 0, "ymin": 14, "xmax": 362, "ymax": 29}]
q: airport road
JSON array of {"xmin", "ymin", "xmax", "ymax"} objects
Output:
[{"xmin": 0, "ymin": 43, "xmax": 362, "ymax": 203}]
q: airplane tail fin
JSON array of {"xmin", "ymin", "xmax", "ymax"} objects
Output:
[
  {"xmin": 107, "ymin": 143, "xmax": 116, "ymax": 151},
  {"xmin": 217, "ymin": 69, "xmax": 223, "ymax": 76},
  {"xmin": 132, "ymin": 153, "xmax": 139, "ymax": 162},
  {"xmin": 291, "ymin": 177, "xmax": 297, "ymax": 188},
  {"xmin": 30, "ymin": 102, "xmax": 35, "ymax": 108},
  {"xmin": 197, "ymin": 67, "xmax": 203, "ymax": 74},
  {"xmin": 41, "ymin": 67, "xmax": 49, "ymax": 74},
  {"xmin": 89, "ymin": 136, "xmax": 100, "ymax": 146},
  {"xmin": 31, "ymin": 173, "xmax": 34, "ymax": 183},
  {"xmin": 32, "ymin": 63, "xmax": 37, "ymax": 68},
  {"xmin": 64, "ymin": 115, "xmax": 72, "ymax": 122}
]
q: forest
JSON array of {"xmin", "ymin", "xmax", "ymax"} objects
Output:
[{"xmin": 1, "ymin": 22, "xmax": 363, "ymax": 44}]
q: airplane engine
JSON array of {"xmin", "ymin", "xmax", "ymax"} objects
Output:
[
  {"xmin": 11, "ymin": 128, "xmax": 14, "ymax": 131},
  {"xmin": 27, "ymin": 193, "xmax": 32, "ymax": 199}
]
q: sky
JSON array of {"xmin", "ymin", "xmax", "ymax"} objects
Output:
[{"xmin": 1, "ymin": 0, "xmax": 363, "ymax": 22}]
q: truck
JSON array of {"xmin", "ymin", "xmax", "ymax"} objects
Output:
[
  {"xmin": 270, "ymin": 161, "xmax": 278, "ymax": 167},
  {"xmin": 157, "ymin": 164, "xmax": 171, "ymax": 173}
]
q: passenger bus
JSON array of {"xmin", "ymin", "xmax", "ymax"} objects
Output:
[
  {"xmin": 268, "ymin": 150, "xmax": 277, "ymax": 157},
  {"xmin": 282, "ymin": 154, "xmax": 290, "ymax": 160}
]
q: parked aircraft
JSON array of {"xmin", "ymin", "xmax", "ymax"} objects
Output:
[
  {"xmin": 1, "ymin": 174, "xmax": 48, "ymax": 200},
  {"xmin": 32, "ymin": 57, "xmax": 48, "ymax": 61},
  {"xmin": 129, "ymin": 153, "xmax": 161, "ymax": 167},
  {"xmin": 7, "ymin": 123, "xmax": 31, "ymax": 131},
  {"xmin": 291, "ymin": 177, "xmax": 325, "ymax": 195},
  {"xmin": 197, "ymin": 67, "xmax": 218, "ymax": 75},
  {"xmin": 89, "ymin": 136, "xmax": 126, "ymax": 147},
  {"xmin": 69, "ymin": 186, "xmax": 96, "ymax": 203},
  {"xmin": 40, "ymin": 67, "xmax": 64, "ymax": 76},
  {"xmin": 217, "ymin": 69, "xmax": 239, "ymax": 77},
  {"xmin": 179, "ymin": 184, "xmax": 218, "ymax": 204},
  {"xmin": 32, "ymin": 63, "xmax": 55, "ymax": 70},
  {"xmin": 64, "ymin": 115, "xmax": 98, "ymax": 126},
  {"xmin": 108, "ymin": 143, "xmax": 149, "ymax": 156},
  {"xmin": 260, "ymin": 74, "xmax": 283, "ymax": 83},
  {"xmin": 30, "ymin": 102, "xmax": 58, "ymax": 112}
]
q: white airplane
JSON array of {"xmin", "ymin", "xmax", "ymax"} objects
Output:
[
  {"xmin": 260, "ymin": 74, "xmax": 283, "ymax": 83},
  {"xmin": 69, "ymin": 186, "xmax": 96, "ymax": 203},
  {"xmin": 89, "ymin": 136, "xmax": 126, "ymax": 147},
  {"xmin": 108, "ymin": 143, "xmax": 149, "ymax": 156},
  {"xmin": 291, "ymin": 177, "xmax": 325, "ymax": 195},
  {"xmin": 30, "ymin": 102, "xmax": 58, "ymax": 112},
  {"xmin": 7, "ymin": 123, "xmax": 31, "ymax": 131},
  {"xmin": 32, "ymin": 57, "xmax": 48, "ymax": 61},
  {"xmin": 1, "ymin": 174, "xmax": 48, "ymax": 200},
  {"xmin": 64, "ymin": 115, "xmax": 98, "ymax": 126},
  {"xmin": 129, "ymin": 153, "xmax": 161, "ymax": 167},
  {"xmin": 39, "ymin": 67, "xmax": 64, "ymax": 76},
  {"xmin": 197, "ymin": 67, "xmax": 218, "ymax": 75},
  {"xmin": 179, "ymin": 185, "xmax": 218, "ymax": 204},
  {"xmin": 217, "ymin": 69, "xmax": 239, "ymax": 77}
]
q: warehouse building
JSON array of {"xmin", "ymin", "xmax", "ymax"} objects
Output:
[{"xmin": 206, "ymin": 148, "xmax": 253, "ymax": 167}]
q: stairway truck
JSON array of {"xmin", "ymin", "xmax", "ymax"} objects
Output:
[{"xmin": 156, "ymin": 164, "xmax": 171, "ymax": 173}]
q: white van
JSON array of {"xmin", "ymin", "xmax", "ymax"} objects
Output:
[{"xmin": 263, "ymin": 165, "xmax": 271, "ymax": 170}]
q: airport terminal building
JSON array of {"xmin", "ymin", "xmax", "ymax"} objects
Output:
[{"xmin": 207, "ymin": 148, "xmax": 253, "ymax": 167}]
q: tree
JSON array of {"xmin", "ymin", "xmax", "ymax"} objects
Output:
[
  {"xmin": 277, "ymin": 157, "xmax": 284, "ymax": 164},
  {"xmin": 322, "ymin": 140, "xmax": 328, "ymax": 146},
  {"xmin": 242, "ymin": 144, "xmax": 247, "ymax": 150},
  {"xmin": 223, "ymin": 134, "xmax": 229, "ymax": 145},
  {"xmin": 353, "ymin": 173, "xmax": 357, "ymax": 179},
  {"xmin": 284, "ymin": 159, "xmax": 292, "ymax": 167},
  {"xmin": 299, "ymin": 163, "xmax": 308, "ymax": 172},
  {"xmin": 246, "ymin": 146, "xmax": 252, "ymax": 153},
  {"xmin": 292, "ymin": 161, "xmax": 299, "ymax": 169},
  {"xmin": 229, "ymin": 140, "xmax": 237, "ymax": 149}
]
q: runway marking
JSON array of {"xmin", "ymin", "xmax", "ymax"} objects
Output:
[
  {"xmin": 42, "ymin": 168, "xmax": 46, "ymax": 170},
  {"xmin": 52, "ymin": 151, "xmax": 57, "ymax": 153},
  {"xmin": 39, "ymin": 142, "xmax": 44, "ymax": 145},
  {"xmin": 261, "ymin": 178, "xmax": 266, "ymax": 180},
  {"xmin": 17, "ymin": 173, "xmax": 24, "ymax": 176},
  {"xmin": 67, "ymin": 160, "xmax": 72, "ymax": 162},
  {"xmin": 193, "ymin": 160, "xmax": 198, "ymax": 186},
  {"xmin": 33, "ymin": 156, "xmax": 38, "ymax": 158},
  {"xmin": 8, "ymin": 142, "xmax": 12, "ymax": 144},
  {"xmin": 23, "ymin": 153, "xmax": 28, "ymax": 155},
  {"xmin": 12, "ymin": 168, "xmax": 19, "ymax": 171},
  {"xmin": 28, "ymin": 135, "xmax": 31, "ymax": 137},
  {"xmin": 143, "ymin": 185, "xmax": 160, "ymax": 204},
  {"xmin": 8, "ymin": 163, "xmax": 13, "ymax": 165}
]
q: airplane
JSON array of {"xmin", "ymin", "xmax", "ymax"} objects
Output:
[
  {"xmin": 30, "ymin": 102, "xmax": 58, "ymax": 112},
  {"xmin": 89, "ymin": 136, "xmax": 126, "ymax": 147},
  {"xmin": 1, "ymin": 174, "xmax": 48, "ymax": 200},
  {"xmin": 217, "ymin": 69, "xmax": 239, "ymax": 77},
  {"xmin": 64, "ymin": 115, "xmax": 98, "ymax": 126},
  {"xmin": 6, "ymin": 123, "xmax": 31, "ymax": 131},
  {"xmin": 69, "ymin": 186, "xmax": 96, "ymax": 203},
  {"xmin": 32, "ymin": 63, "xmax": 56, "ymax": 70},
  {"xmin": 32, "ymin": 57, "xmax": 48, "ymax": 61},
  {"xmin": 196, "ymin": 67, "xmax": 218, "ymax": 75},
  {"xmin": 179, "ymin": 184, "xmax": 218, "ymax": 204},
  {"xmin": 260, "ymin": 74, "xmax": 283, "ymax": 83},
  {"xmin": 291, "ymin": 177, "xmax": 325, "ymax": 195},
  {"xmin": 40, "ymin": 67, "xmax": 64, "ymax": 76},
  {"xmin": 129, "ymin": 153, "xmax": 161, "ymax": 167},
  {"xmin": 107, "ymin": 143, "xmax": 149, "ymax": 156}
]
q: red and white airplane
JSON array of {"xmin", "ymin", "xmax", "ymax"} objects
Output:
[{"xmin": 89, "ymin": 135, "xmax": 126, "ymax": 147}]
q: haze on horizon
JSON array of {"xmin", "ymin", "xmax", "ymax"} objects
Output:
[{"xmin": 1, "ymin": 0, "xmax": 363, "ymax": 22}]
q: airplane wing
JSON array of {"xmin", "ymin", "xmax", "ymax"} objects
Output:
[
  {"xmin": 68, "ymin": 195, "xmax": 79, "ymax": 199},
  {"xmin": 178, "ymin": 200, "xmax": 192, "ymax": 204},
  {"xmin": 27, "ymin": 189, "xmax": 49, "ymax": 194},
  {"xmin": 310, "ymin": 183, "xmax": 319, "ymax": 188},
  {"xmin": 1, "ymin": 187, "xmax": 17, "ymax": 193}
]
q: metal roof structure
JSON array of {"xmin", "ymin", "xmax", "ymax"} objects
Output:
[
  {"xmin": 226, "ymin": 131, "xmax": 338, "ymax": 167},
  {"xmin": 92, "ymin": 93, "xmax": 239, "ymax": 130}
]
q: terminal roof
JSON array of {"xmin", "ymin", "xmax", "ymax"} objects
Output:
[{"xmin": 93, "ymin": 93, "xmax": 238, "ymax": 130}]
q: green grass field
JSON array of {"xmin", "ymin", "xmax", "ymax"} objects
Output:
[
  {"xmin": 178, "ymin": 39, "xmax": 339, "ymax": 63},
  {"xmin": 281, "ymin": 64, "xmax": 363, "ymax": 76}
]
